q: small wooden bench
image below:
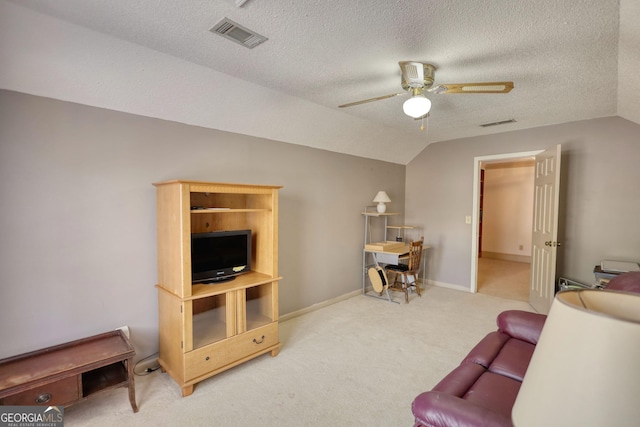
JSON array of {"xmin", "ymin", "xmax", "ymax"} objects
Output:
[{"xmin": 0, "ymin": 330, "xmax": 138, "ymax": 413}]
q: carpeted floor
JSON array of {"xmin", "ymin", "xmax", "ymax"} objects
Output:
[
  {"xmin": 477, "ymin": 258, "xmax": 531, "ymax": 301},
  {"xmin": 63, "ymin": 285, "xmax": 533, "ymax": 426}
]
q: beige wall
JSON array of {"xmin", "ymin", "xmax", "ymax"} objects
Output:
[
  {"xmin": 406, "ymin": 116, "xmax": 640, "ymax": 291},
  {"xmin": 0, "ymin": 90, "xmax": 406, "ymax": 360},
  {"xmin": 482, "ymin": 165, "xmax": 534, "ymax": 259},
  {"xmin": 3, "ymin": 90, "xmax": 640, "ymax": 363}
]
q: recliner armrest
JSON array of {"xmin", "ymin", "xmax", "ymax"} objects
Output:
[
  {"xmin": 412, "ymin": 391, "xmax": 513, "ymax": 427},
  {"xmin": 461, "ymin": 331, "xmax": 510, "ymax": 368},
  {"xmin": 497, "ymin": 310, "xmax": 546, "ymax": 345}
]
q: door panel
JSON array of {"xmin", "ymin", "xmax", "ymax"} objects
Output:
[{"xmin": 529, "ymin": 144, "xmax": 561, "ymax": 313}]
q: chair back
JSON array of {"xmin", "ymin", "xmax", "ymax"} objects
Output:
[{"xmin": 407, "ymin": 237, "xmax": 424, "ymax": 272}]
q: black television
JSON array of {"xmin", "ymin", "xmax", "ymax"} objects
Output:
[{"xmin": 191, "ymin": 229, "xmax": 252, "ymax": 283}]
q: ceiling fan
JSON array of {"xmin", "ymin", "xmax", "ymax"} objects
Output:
[{"xmin": 339, "ymin": 62, "xmax": 514, "ymax": 119}]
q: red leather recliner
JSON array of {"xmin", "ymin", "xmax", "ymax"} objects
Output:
[{"xmin": 411, "ymin": 271, "xmax": 640, "ymax": 427}]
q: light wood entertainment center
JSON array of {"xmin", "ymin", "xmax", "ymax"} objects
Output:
[{"xmin": 154, "ymin": 180, "xmax": 281, "ymax": 397}]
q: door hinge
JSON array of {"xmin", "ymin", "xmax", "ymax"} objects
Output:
[{"xmin": 181, "ymin": 341, "xmax": 183, "ymax": 349}]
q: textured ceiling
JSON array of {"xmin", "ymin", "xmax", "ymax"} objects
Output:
[{"xmin": 2, "ymin": 0, "xmax": 638, "ymax": 164}]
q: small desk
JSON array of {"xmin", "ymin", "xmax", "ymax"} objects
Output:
[
  {"xmin": 361, "ymin": 209, "xmax": 428, "ymax": 302},
  {"xmin": 367, "ymin": 244, "xmax": 411, "ymax": 266},
  {"xmin": 363, "ymin": 245, "xmax": 408, "ymax": 303},
  {"xmin": 362, "ymin": 244, "xmax": 430, "ymax": 302}
]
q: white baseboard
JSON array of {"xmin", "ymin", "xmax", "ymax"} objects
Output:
[
  {"xmin": 279, "ymin": 289, "xmax": 361, "ymax": 323},
  {"xmin": 481, "ymin": 251, "xmax": 531, "ymax": 263},
  {"xmin": 279, "ymin": 279, "xmax": 473, "ymax": 323},
  {"xmin": 425, "ymin": 279, "xmax": 471, "ymax": 293}
]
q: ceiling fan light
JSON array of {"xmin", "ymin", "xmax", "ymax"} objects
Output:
[{"xmin": 403, "ymin": 95, "xmax": 431, "ymax": 118}]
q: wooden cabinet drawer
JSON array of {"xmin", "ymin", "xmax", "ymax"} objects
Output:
[
  {"xmin": 184, "ymin": 323, "xmax": 278, "ymax": 381},
  {"xmin": 2, "ymin": 376, "xmax": 80, "ymax": 406}
]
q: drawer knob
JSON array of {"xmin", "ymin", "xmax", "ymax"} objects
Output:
[
  {"xmin": 253, "ymin": 335, "xmax": 265, "ymax": 345},
  {"xmin": 35, "ymin": 393, "xmax": 52, "ymax": 404},
  {"xmin": 205, "ymin": 356, "xmax": 210, "ymax": 361}
]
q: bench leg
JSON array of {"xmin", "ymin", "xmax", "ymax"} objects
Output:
[{"xmin": 127, "ymin": 357, "xmax": 139, "ymax": 412}]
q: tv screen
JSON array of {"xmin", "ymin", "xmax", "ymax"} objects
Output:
[{"xmin": 191, "ymin": 229, "xmax": 252, "ymax": 283}]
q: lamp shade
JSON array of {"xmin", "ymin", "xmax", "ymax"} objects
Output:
[
  {"xmin": 402, "ymin": 95, "xmax": 431, "ymax": 118},
  {"xmin": 372, "ymin": 191, "xmax": 391, "ymax": 203},
  {"xmin": 512, "ymin": 290, "xmax": 640, "ymax": 427}
]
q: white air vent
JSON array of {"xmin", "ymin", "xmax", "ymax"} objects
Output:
[{"xmin": 210, "ymin": 18, "xmax": 268, "ymax": 49}]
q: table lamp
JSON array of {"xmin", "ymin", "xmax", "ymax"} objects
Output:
[
  {"xmin": 512, "ymin": 289, "xmax": 640, "ymax": 427},
  {"xmin": 373, "ymin": 191, "xmax": 391, "ymax": 213}
]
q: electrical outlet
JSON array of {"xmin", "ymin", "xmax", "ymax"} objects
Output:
[
  {"xmin": 465, "ymin": 215, "xmax": 471, "ymax": 224},
  {"xmin": 116, "ymin": 326, "xmax": 130, "ymax": 339},
  {"xmin": 519, "ymin": 244, "xmax": 524, "ymax": 251}
]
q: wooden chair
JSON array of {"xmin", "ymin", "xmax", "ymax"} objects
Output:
[{"xmin": 385, "ymin": 237, "xmax": 424, "ymax": 303}]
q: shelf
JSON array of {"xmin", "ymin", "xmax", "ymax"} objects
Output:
[
  {"xmin": 386, "ymin": 225, "xmax": 415, "ymax": 229},
  {"xmin": 192, "ymin": 309, "xmax": 227, "ymax": 349},
  {"xmin": 246, "ymin": 286, "xmax": 274, "ymax": 330},
  {"xmin": 82, "ymin": 362, "xmax": 128, "ymax": 397},
  {"xmin": 191, "ymin": 208, "xmax": 270, "ymax": 214},
  {"xmin": 156, "ymin": 272, "xmax": 281, "ymax": 300},
  {"xmin": 246, "ymin": 313, "xmax": 273, "ymax": 331},
  {"xmin": 191, "ymin": 284, "xmax": 275, "ymax": 349},
  {"xmin": 189, "ymin": 272, "xmax": 281, "ymax": 299},
  {"xmin": 154, "ymin": 180, "xmax": 281, "ymax": 191},
  {"xmin": 361, "ymin": 212, "xmax": 400, "ymax": 217},
  {"xmin": 365, "ymin": 241, "xmax": 404, "ymax": 251}
]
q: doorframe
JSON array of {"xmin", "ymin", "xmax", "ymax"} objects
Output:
[{"xmin": 470, "ymin": 149, "xmax": 543, "ymax": 293}]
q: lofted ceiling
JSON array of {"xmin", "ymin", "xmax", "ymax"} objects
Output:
[{"xmin": 2, "ymin": 0, "xmax": 639, "ymax": 164}]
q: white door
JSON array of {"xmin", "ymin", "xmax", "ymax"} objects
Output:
[{"xmin": 529, "ymin": 144, "xmax": 561, "ymax": 314}]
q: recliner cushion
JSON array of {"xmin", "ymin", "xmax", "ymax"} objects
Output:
[
  {"xmin": 497, "ymin": 310, "xmax": 546, "ymax": 345},
  {"xmin": 412, "ymin": 391, "xmax": 513, "ymax": 427},
  {"xmin": 462, "ymin": 331, "xmax": 510, "ymax": 368},
  {"xmin": 432, "ymin": 363, "xmax": 487, "ymax": 397},
  {"xmin": 487, "ymin": 338, "xmax": 535, "ymax": 381},
  {"xmin": 606, "ymin": 271, "xmax": 640, "ymax": 294},
  {"xmin": 462, "ymin": 371, "xmax": 522, "ymax": 419}
]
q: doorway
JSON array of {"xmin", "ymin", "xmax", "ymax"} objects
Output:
[
  {"xmin": 477, "ymin": 160, "xmax": 534, "ymax": 300},
  {"xmin": 470, "ymin": 150, "xmax": 542, "ymax": 298}
]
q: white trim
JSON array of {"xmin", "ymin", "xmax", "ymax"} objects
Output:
[
  {"xmin": 481, "ymin": 251, "xmax": 532, "ymax": 264},
  {"xmin": 427, "ymin": 279, "xmax": 471, "ymax": 293},
  {"xmin": 279, "ymin": 280, "xmax": 468, "ymax": 324},
  {"xmin": 470, "ymin": 150, "xmax": 543, "ymax": 293},
  {"xmin": 279, "ymin": 289, "xmax": 361, "ymax": 323}
]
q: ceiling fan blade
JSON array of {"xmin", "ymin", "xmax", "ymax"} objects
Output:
[
  {"xmin": 338, "ymin": 92, "xmax": 406, "ymax": 108},
  {"xmin": 430, "ymin": 81, "xmax": 514, "ymax": 94}
]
